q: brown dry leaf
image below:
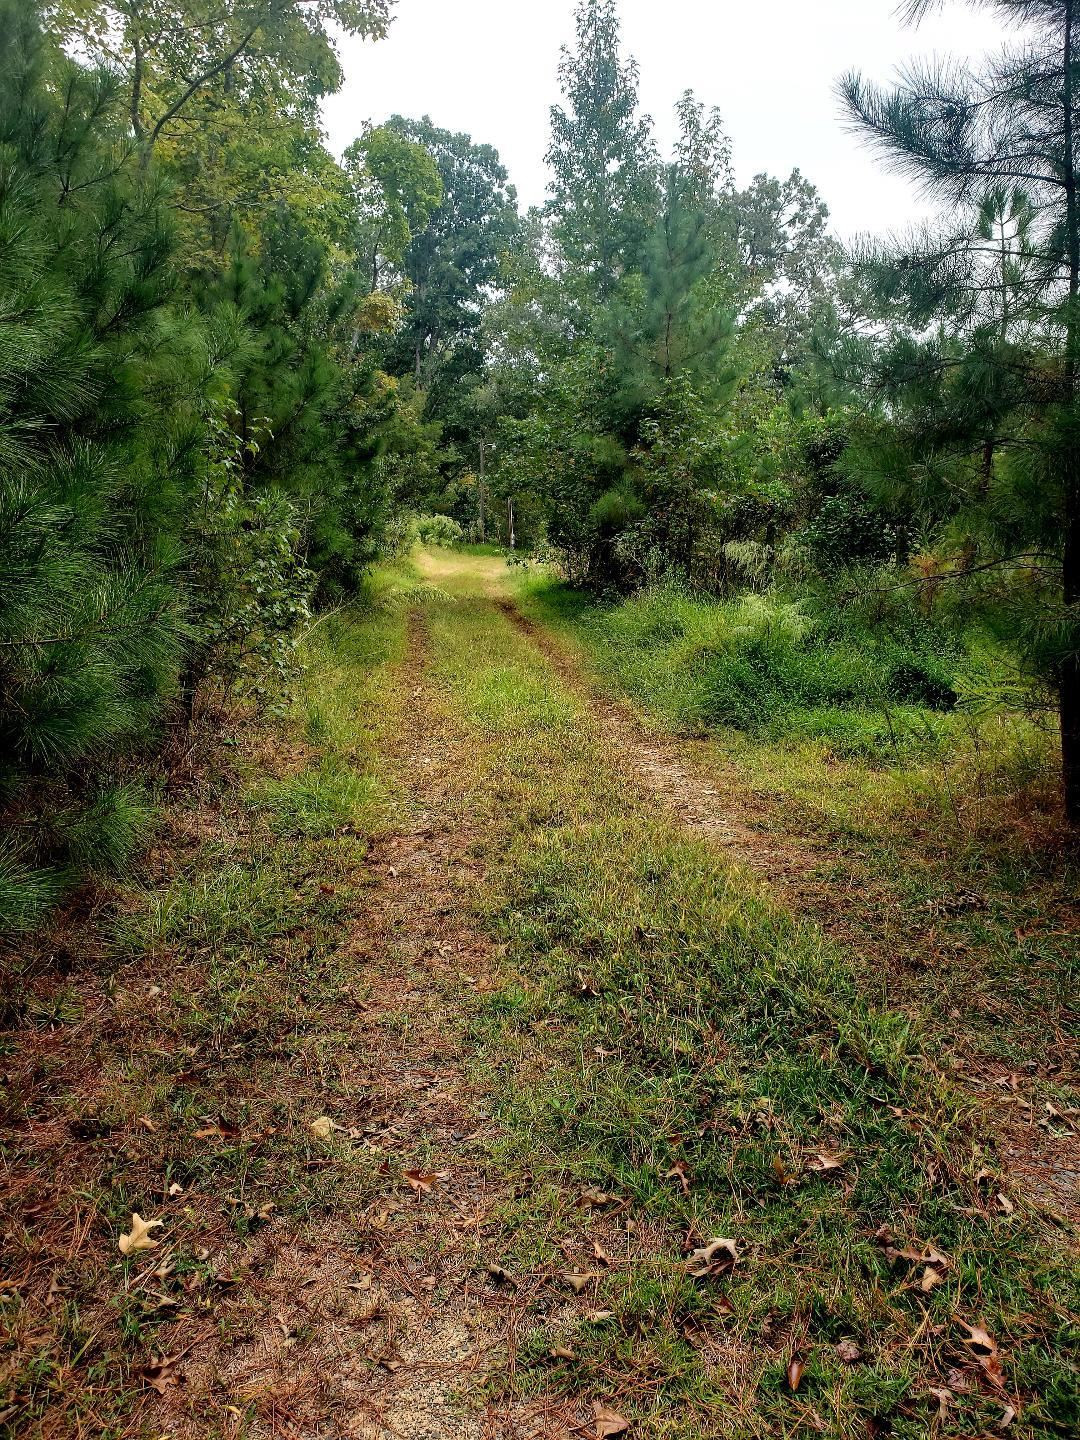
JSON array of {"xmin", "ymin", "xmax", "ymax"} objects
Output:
[
  {"xmin": 579, "ymin": 1187, "xmax": 613, "ymax": 1209},
  {"xmin": 664, "ymin": 1159, "xmax": 691, "ymax": 1195},
  {"xmin": 772, "ymin": 1153, "xmax": 797, "ymax": 1186},
  {"xmin": 592, "ymin": 1239, "xmax": 614, "ymax": 1266},
  {"xmin": 808, "ymin": 1152, "xmax": 845, "ymax": 1173},
  {"xmin": 684, "ymin": 1237, "xmax": 738, "ymax": 1279},
  {"xmin": 958, "ymin": 1321, "xmax": 1006, "ymax": 1389},
  {"xmin": 404, "ymin": 1169, "xmax": 447, "ymax": 1197},
  {"xmin": 550, "ymin": 1344, "xmax": 576, "ymax": 1360},
  {"xmin": 928, "ymin": 1387, "xmax": 952, "ymax": 1423},
  {"xmin": 137, "ymin": 1357, "xmax": 180, "ymax": 1395},
  {"xmin": 592, "ymin": 1401, "xmax": 630, "ymax": 1437},
  {"xmin": 999, "ymin": 1403, "xmax": 1017, "ymax": 1428},
  {"xmin": 487, "ymin": 1263, "xmax": 516, "ymax": 1287},
  {"xmin": 996, "ymin": 1193, "xmax": 1015, "ymax": 1216},
  {"xmin": 118, "ymin": 1214, "xmax": 164, "ymax": 1256},
  {"xmin": 167, "ymin": 1182, "xmax": 184, "ymax": 1197},
  {"xmin": 195, "ymin": 1121, "xmax": 240, "ymax": 1141},
  {"xmin": 586, "ymin": 1309, "xmax": 615, "ymax": 1322},
  {"xmin": 138, "ymin": 1116, "xmax": 158, "ymax": 1133},
  {"xmin": 835, "ymin": 1340, "xmax": 860, "ymax": 1363},
  {"xmin": 309, "ymin": 1116, "xmax": 335, "ymax": 1141},
  {"xmin": 920, "ymin": 1265, "xmax": 946, "ymax": 1292},
  {"xmin": 787, "ymin": 1354, "xmax": 805, "ymax": 1391},
  {"xmin": 563, "ymin": 1271, "xmax": 601, "ymax": 1294}
]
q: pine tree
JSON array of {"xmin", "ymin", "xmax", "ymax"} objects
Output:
[
  {"xmin": 840, "ymin": 0, "xmax": 1080, "ymax": 824},
  {"xmin": 546, "ymin": 0, "xmax": 659, "ymax": 304},
  {"xmin": 0, "ymin": 2, "xmax": 190, "ymax": 927}
]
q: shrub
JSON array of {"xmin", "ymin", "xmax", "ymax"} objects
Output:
[{"xmin": 412, "ymin": 513, "xmax": 465, "ymax": 548}]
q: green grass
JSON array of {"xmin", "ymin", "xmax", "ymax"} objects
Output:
[
  {"xmin": 507, "ymin": 565, "xmax": 1077, "ymax": 1071},
  {"xmin": 416, "ymin": 571, "xmax": 1079, "ymax": 1440}
]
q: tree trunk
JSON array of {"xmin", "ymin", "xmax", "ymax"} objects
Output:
[
  {"xmin": 477, "ymin": 439, "xmax": 487, "ymax": 541},
  {"xmin": 1062, "ymin": 1, "xmax": 1080, "ymax": 825},
  {"xmin": 1064, "ymin": 476, "xmax": 1080, "ymax": 826}
]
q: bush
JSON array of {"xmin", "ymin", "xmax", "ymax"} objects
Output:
[
  {"xmin": 525, "ymin": 576, "xmax": 977, "ymax": 762},
  {"xmin": 412, "ymin": 513, "xmax": 466, "ymax": 548}
]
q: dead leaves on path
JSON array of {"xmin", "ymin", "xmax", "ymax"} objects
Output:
[
  {"xmin": 118, "ymin": 1214, "xmax": 163, "ymax": 1256},
  {"xmin": 958, "ymin": 1320, "xmax": 1007, "ymax": 1389},
  {"xmin": 135, "ymin": 1355, "xmax": 181, "ymax": 1395},
  {"xmin": 683, "ymin": 1237, "xmax": 738, "ymax": 1279},
  {"xmin": 563, "ymin": 1271, "xmax": 602, "ymax": 1294},
  {"xmin": 591, "ymin": 1401, "xmax": 631, "ymax": 1437},
  {"xmin": 403, "ymin": 1168, "xmax": 448, "ymax": 1197}
]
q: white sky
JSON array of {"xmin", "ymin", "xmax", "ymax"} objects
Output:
[{"xmin": 323, "ymin": 0, "xmax": 1016, "ymax": 241}]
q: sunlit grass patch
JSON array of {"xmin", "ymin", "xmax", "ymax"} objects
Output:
[{"xmin": 248, "ymin": 759, "xmax": 381, "ymax": 838}]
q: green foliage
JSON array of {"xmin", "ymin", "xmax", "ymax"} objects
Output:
[
  {"xmin": 344, "ymin": 124, "xmax": 443, "ymax": 289},
  {"xmin": 0, "ymin": 3, "xmax": 191, "ymax": 927},
  {"xmin": 411, "ymin": 513, "xmax": 466, "ymax": 548},
  {"xmin": 521, "ymin": 575, "xmax": 983, "ymax": 764},
  {"xmin": 839, "ymin": 0, "xmax": 1080, "ymax": 819},
  {"xmin": 546, "ymin": 0, "xmax": 659, "ymax": 303},
  {"xmin": 181, "ymin": 401, "xmax": 315, "ymax": 704},
  {"xmin": 0, "ymin": 2, "xmax": 410, "ymax": 929}
]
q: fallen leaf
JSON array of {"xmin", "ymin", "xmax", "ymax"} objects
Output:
[
  {"xmin": 586, "ymin": 1309, "xmax": 615, "ymax": 1322},
  {"xmin": 664, "ymin": 1160, "xmax": 691, "ymax": 1195},
  {"xmin": 118, "ymin": 1214, "xmax": 164, "ymax": 1256},
  {"xmin": 684, "ymin": 1237, "xmax": 738, "ymax": 1278},
  {"xmin": 487, "ymin": 1263, "xmax": 516, "ymax": 1287},
  {"xmin": 928, "ymin": 1387, "xmax": 952, "ymax": 1422},
  {"xmin": 999, "ymin": 1403, "xmax": 1017, "ymax": 1428},
  {"xmin": 592, "ymin": 1239, "xmax": 614, "ymax": 1266},
  {"xmin": 835, "ymin": 1340, "xmax": 860, "ymax": 1363},
  {"xmin": 309, "ymin": 1116, "xmax": 334, "ymax": 1141},
  {"xmin": 563, "ymin": 1271, "xmax": 601, "ymax": 1294},
  {"xmin": 138, "ymin": 1116, "xmax": 158, "ymax": 1133},
  {"xmin": 167, "ymin": 1183, "xmax": 184, "ymax": 1198},
  {"xmin": 808, "ymin": 1152, "xmax": 845, "ymax": 1173},
  {"xmin": 772, "ymin": 1153, "xmax": 797, "ymax": 1186},
  {"xmin": 787, "ymin": 1354, "xmax": 805, "ymax": 1391},
  {"xmin": 958, "ymin": 1320, "xmax": 1006, "ymax": 1389},
  {"xmin": 996, "ymin": 1193, "xmax": 1015, "ymax": 1216},
  {"xmin": 136, "ymin": 1357, "xmax": 180, "ymax": 1395},
  {"xmin": 592, "ymin": 1401, "xmax": 630, "ymax": 1437},
  {"xmin": 195, "ymin": 1121, "xmax": 240, "ymax": 1141},
  {"xmin": 920, "ymin": 1265, "xmax": 946, "ymax": 1292},
  {"xmin": 579, "ymin": 1187, "xmax": 613, "ymax": 1209},
  {"xmin": 550, "ymin": 1344, "xmax": 576, "ymax": 1360},
  {"xmin": 403, "ymin": 1169, "xmax": 447, "ymax": 1197}
]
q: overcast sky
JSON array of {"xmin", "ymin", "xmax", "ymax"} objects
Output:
[{"xmin": 323, "ymin": 0, "xmax": 1015, "ymax": 241}]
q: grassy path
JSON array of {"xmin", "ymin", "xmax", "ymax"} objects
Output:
[{"xmin": 1, "ymin": 552, "xmax": 1077, "ymax": 1439}]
